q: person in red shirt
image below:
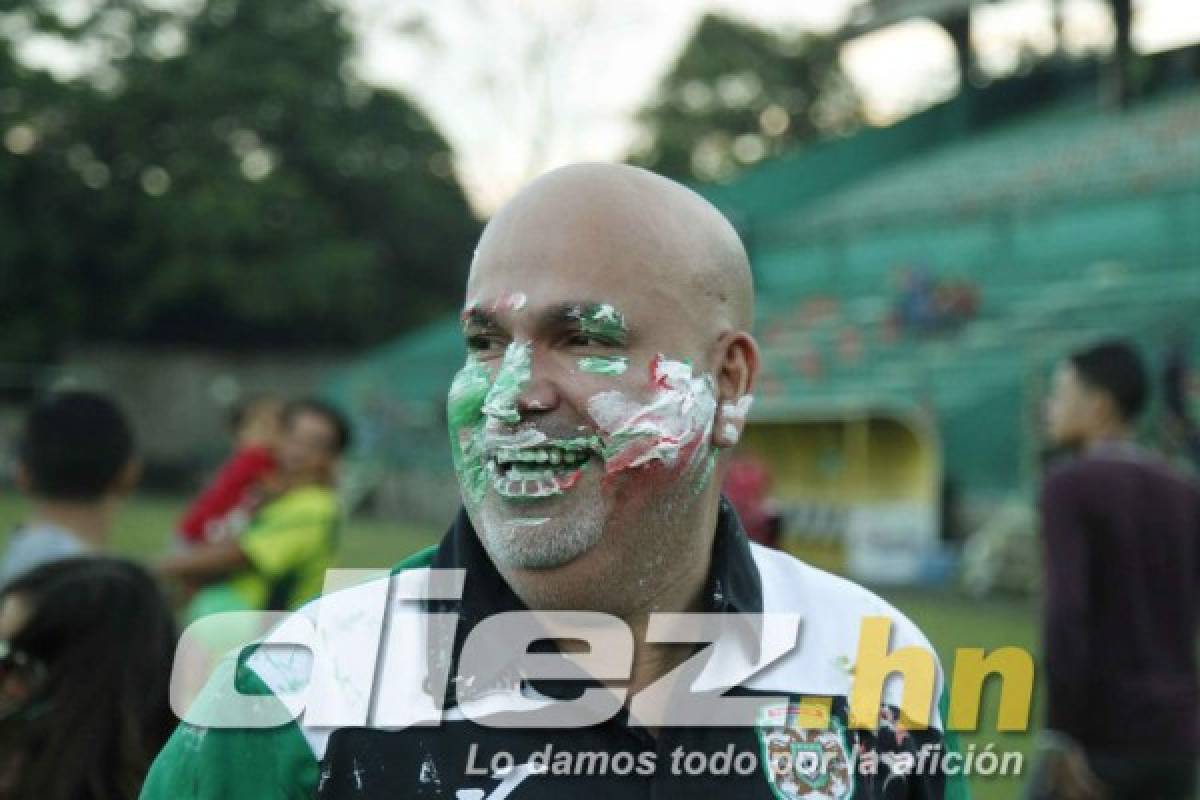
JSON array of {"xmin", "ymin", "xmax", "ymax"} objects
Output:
[
  {"xmin": 174, "ymin": 396, "xmax": 283, "ymax": 548},
  {"xmin": 722, "ymin": 455, "xmax": 782, "ymax": 549}
]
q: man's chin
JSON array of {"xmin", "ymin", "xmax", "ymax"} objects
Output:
[{"xmin": 477, "ymin": 502, "xmax": 606, "ymax": 573}]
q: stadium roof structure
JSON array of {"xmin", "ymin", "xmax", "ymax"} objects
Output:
[{"xmin": 770, "ymin": 92, "xmax": 1200, "ymax": 236}]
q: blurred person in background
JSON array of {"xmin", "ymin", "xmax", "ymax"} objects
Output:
[
  {"xmin": 1031, "ymin": 339, "xmax": 1200, "ymax": 800},
  {"xmin": 1163, "ymin": 337, "xmax": 1200, "ymax": 472},
  {"xmin": 0, "ymin": 557, "xmax": 177, "ymax": 800},
  {"xmin": 173, "ymin": 394, "xmax": 283, "ymax": 549},
  {"xmin": 722, "ymin": 455, "xmax": 782, "ymax": 548},
  {"xmin": 0, "ymin": 391, "xmax": 139, "ymax": 589},
  {"xmin": 157, "ymin": 398, "xmax": 349, "ymax": 618}
]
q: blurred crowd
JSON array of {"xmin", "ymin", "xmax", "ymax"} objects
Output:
[
  {"xmin": 889, "ymin": 267, "xmax": 981, "ymax": 336},
  {"xmin": 0, "ymin": 391, "xmax": 349, "ymax": 800}
]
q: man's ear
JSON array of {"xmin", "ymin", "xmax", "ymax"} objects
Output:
[{"xmin": 711, "ymin": 331, "xmax": 759, "ymax": 448}]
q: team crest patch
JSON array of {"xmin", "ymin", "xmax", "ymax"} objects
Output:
[{"xmin": 755, "ymin": 698, "xmax": 854, "ymax": 800}]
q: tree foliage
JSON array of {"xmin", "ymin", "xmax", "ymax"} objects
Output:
[
  {"xmin": 629, "ymin": 14, "xmax": 863, "ymax": 184},
  {"xmin": 0, "ymin": 0, "xmax": 479, "ymax": 362}
]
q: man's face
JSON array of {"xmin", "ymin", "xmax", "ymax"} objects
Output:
[
  {"xmin": 1045, "ymin": 362, "xmax": 1094, "ymax": 447},
  {"xmin": 277, "ymin": 410, "xmax": 338, "ymax": 483},
  {"xmin": 449, "ymin": 240, "xmax": 722, "ymax": 574}
]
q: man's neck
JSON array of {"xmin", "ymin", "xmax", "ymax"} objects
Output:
[
  {"xmin": 1083, "ymin": 423, "xmax": 1134, "ymax": 451},
  {"xmin": 620, "ymin": 498, "xmax": 718, "ymax": 698},
  {"xmin": 28, "ymin": 499, "xmax": 113, "ymax": 548}
]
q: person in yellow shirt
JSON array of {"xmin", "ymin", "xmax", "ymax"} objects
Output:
[{"xmin": 158, "ymin": 398, "xmax": 349, "ymax": 618}]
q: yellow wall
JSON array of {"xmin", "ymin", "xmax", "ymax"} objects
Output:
[
  {"xmin": 735, "ymin": 414, "xmax": 940, "ymax": 573},
  {"xmin": 738, "ymin": 415, "xmax": 938, "ymax": 506}
]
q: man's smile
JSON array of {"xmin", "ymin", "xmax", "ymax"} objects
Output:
[{"xmin": 485, "ymin": 435, "xmax": 603, "ymax": 501}]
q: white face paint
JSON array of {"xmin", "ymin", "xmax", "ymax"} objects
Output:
[
  {"xmin": 460, "ymin": 286, "xmax": 722, "ymax": 575},
  {"xmin": 722, "ymin": 394, "xmax": 754, "ymax": 420},
  {"xmin": 505, "ymin": 517, "xmax": 550, "ymax": 527},
  {"xmin": 473, "ymin": 357, "xmax": 720, "ymax": 572},
  {"xmin": 587, "ymin": 356, "xmax": 718, "ymax": 476},
  {"xmin": 719, "ymin": 394, "xmax": 754, "ymax": 446},
  {"xmin": 480, "ymin": 342, "xmax": 533, "ymax": 425}
]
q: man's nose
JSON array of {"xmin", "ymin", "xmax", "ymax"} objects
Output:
[
  {"xmin": 517, "ymin": 367, "xmax": 558, "ymax": 415},
  {"xmin": 482, "ymin": 342, "xmax": 559, "ymax": 423}
]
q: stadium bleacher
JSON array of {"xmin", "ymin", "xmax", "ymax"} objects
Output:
[
  {"xmin": 329, "ymin": 64, "xmax": 1200, "ymax": 509},
  {"xmin": 730, "ymin": 69, "xmax": 1200, "ymax": 499}
]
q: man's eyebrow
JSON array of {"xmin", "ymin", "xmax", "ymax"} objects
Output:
[
  {"xmin": 541, "ymin": 302, "xmax": 627, "ymax": 332},
  {"xmin": 460, "ymin": 301, "xmax": 629, "ymax": 337}
]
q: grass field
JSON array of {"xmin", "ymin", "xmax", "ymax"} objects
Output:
[{"xmin": 0, "ymin": 490, "xmax": 1041, "ymax": 799}]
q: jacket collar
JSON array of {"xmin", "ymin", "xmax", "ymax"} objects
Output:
[{"xmin": 425, "ymin": 496, "xmax": 764, "ymax": 707}]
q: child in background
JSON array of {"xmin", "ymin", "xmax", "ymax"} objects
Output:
[
  {"xmin": 0, "ymin": 392, "xmax": 139, "ymax": 590},
  {"xmin": 174, "ymin": 395, "xmax": 283, "ymax": 548}
]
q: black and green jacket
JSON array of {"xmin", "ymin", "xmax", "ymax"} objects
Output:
[{"xmin": 142, "ymin": 501, "xmax": 969, "ymax": 799}]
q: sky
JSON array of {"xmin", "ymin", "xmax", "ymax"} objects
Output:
[
  {"xmin": 13, "ymin": 0, "xmax": 1198, "ymax": 213},
  {"xmin": 345, "ymin": 0, "xmax": 1200, "ymax": 214}
]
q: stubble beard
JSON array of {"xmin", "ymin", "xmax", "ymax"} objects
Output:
[
  {"xmin": 467, "ymin": 463, "xmax": 711, "ymax": 617},
  {"xmin": 474, "ymin": 492, "xmax": 609, "ymax": 571}
]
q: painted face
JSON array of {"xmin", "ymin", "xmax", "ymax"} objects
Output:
[{"xmin": 447, "ymin": 289, "xmax": 725, "ymax": 571}]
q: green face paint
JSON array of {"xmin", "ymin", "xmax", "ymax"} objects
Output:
[
  {"xmin": 447, "ymin": 356, "xmax": 491, "ymax": 503},
  {"xmin": 481, "ymin": 342, "xmax": 531, "ymax": 425},
  {"xmin": 690, "ymin": 449, "xmax": 718, "ymax": 496},
  {"xmin": 577, "ymin": 356, "xmax": 628, "ymax": 376},
  {"xmin": 577, "ymin": 303, "xmax": 626, "ymax": 342}
]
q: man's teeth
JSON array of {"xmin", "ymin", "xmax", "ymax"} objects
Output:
[
  {"xmin": 492, "ymin": 444, "xmax": 595, "ymax": 469},
  {"xmin": 487, "ymin": 443, "xmax": 598, "ymax": 498}
]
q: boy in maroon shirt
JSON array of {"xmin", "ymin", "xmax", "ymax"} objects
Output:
[{"xmin": 1034, "ymin": 340, "xmax": 1200, "ymax": 800}]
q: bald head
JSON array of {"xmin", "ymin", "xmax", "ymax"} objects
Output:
[{"xmin": 469, "ymin": 163, "xmax": 753, "ymax": 332}]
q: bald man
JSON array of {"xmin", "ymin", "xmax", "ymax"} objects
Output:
[{"xmin": 143, "ymin": 165, "xmax": 966, "ymax": 800}]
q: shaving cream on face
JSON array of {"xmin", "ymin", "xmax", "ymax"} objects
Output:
[
  {"xmin": 587, "ymin": 355, "xmax": 718, "ymax": 482},
  {"xmin": 718, "ymin": 394, "xmax": 754, "ymax": 446},
  {"xmin": 480, "ymin": 341, "xmax": 532, "ymax": 424},
  {"xmin": 577, "ymin": 356, "xmax": 628, "ymax": 376}
]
